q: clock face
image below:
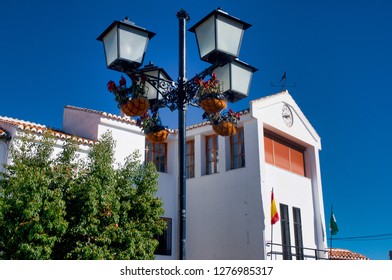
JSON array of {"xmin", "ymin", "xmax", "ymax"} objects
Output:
[{"xmin": 282, "ymin": 104, "xmax": 293, "ymax": 127}]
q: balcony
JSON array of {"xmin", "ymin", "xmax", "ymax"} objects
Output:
[{"xmin": 266, "ymin": 242, "xmax": 328, "ymax": 260}]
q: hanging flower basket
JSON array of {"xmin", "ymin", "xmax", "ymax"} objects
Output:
[
  {"xmin": 203, "ymin": 109, "xmax": 241, "ymax": 137},
  {"xmin": 145, "ymin": 128, "xmax": 169, "ymax": 143},
  {"xmin": 213, "ymin": 121, "xmax": 237, "ymax": 136},
  {"xmin": 195, "ymin": 73, "xmax": 226, "ymax": 114},
  {"xmin": 200, "ymin": 97, "xmax": 227, "ymax": 114},
  {"xmin": 120, "ymin": 97, "xmax": 150, "ymax": 117},
  {"xmin": 136, "ymin": 110, "xmax": 168, "ymax": 143},
  {"xmin": 107, "ymin": 75, "xmax": 150, "ymax": 117}
]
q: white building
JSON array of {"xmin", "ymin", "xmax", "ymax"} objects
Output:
[{"xmin": 0, "ymin": 90, "xmax": 327, "ymax": 260}]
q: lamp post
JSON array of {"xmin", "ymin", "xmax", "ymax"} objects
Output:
[{"xmin": 98, "ymin": 8, "xmax": 256, "ymax": 260}]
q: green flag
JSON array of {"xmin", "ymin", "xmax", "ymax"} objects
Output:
[{"xmin": 329, "ymin": 211, "xmax": 339, "ymax": 236}]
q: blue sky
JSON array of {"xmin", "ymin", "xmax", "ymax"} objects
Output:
[{"xmin": 1, "ymin": 0, "xmax": 391, "ymax": 260}]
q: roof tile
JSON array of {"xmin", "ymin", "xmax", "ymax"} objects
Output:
[
  {"xmin": 0, "ymin": 127, "xmax": 9, "ymax": 139},
  {"xmin": 0, "ymin": 116, "xmax": 95, "ymax": 145},
  {"xmin": 329, "ymin": 248, "xmax": 369, "ymax": 260},
  {"xmin": 1, "ymin": 105, "xmax": 250, "ymax": 141}
]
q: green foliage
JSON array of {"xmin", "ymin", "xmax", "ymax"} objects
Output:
[
  {"xmin": 0, "ymin": 132, "xmax": 68, "ymax": 259},
  {"xmin": 0, "ymin": 131, "xmax": 165, "ymax": 260}
]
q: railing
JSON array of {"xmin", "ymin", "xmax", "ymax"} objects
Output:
[{"xmin": 265, "ymin": 242, "xmax": 329, "ymax": 260}]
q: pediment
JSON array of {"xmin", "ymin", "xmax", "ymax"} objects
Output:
[{"xmin": 250, "ymin": 91, "xmax": 321, "ymax": 149}]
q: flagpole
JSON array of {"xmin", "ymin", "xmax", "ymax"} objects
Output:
[
  {"xmin": 271, "ymin": 217, "xmax": 274, "ymax": 260},
  {"xmin": 329, "ymin": 205, "xmax": 333, "ymax": 255},
  {"xmin": 270, "ymin": 188, "xmax": 274, "ymax": 260},
  {"xmin": 328, "ymin": 204, "xmax": 339, "ymax": 259},
  {"xmin": 270, "ymin": 188, "xmax": 280, "ymax": 260}
]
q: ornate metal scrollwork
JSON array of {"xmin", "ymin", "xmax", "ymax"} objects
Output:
[{"xmin": 125, "ymin": 63, "xmax": 217, "ymax": 111}]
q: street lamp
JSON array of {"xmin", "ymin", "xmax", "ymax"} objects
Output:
[
  {"xmin": 139, "ymin": 62, "xmax": 173, "ymax": 106},
  {"xmin": 211, "ymin": 59, "xmax": 257, "ymax": 102},
  {"xmin": 189, "ymin": 8, "xmax": 251, "ymax": 65},
  {"xmin": 97, "ymin": 18, "xmax": 155, "ymax": 72},
  {"xmin": 98, "ymin": 8, "xmax": 256, "ymax": 260}
]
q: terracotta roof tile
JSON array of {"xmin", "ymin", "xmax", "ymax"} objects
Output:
[
  {"xmin": 0, "ymin": 116, "xmax": 95, "ymax": 145},
  {"xmin": 65, "ymin": 105, "xmax": 138, "ymax": 126},
  {"xmin": 329, "ymin": 248, "xmax": 369, "ymax": 260},
  {"xmin": 0, "ymin": 127, "xmax": 9, "ymax": 139},
  {"xmin": 65, "ymin": 105, "xmax": 175, "ymax": 134},
  {"xmin": 1, "ymin": 105, "xmax": 250, "ymax": 141}
]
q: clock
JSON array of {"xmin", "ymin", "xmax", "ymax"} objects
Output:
[{"xmin": 282, "ymin": 104, "xmax": 293, "ymax": 127}]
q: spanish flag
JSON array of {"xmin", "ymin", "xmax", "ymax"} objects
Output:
[{"xmin": 271, "ymin": 190, "xmax": 279, "ymax": 225}]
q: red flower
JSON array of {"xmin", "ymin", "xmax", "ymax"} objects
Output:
[
  {"xmin": 119, "ymin": 76, "xmax": 126, "ymax": 86},
  {"xmin": 107, "ymin": 80, "xmax": 116, "ymax": 92}
]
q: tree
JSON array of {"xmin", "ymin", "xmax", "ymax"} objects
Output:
[
  {"xmin": 0, "ymin": 132, "xmax": 68, "ymax": 259},
  {"xmin": 0, "ymin": 131, "xmax": 166, "ymax": 259}
]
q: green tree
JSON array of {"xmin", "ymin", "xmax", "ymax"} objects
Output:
[
  {"xmin": 0, "ymin": 131, "xmax": 166, "ymax": 259},
  {"xmin": 0, "ymin": 132, "xmax": 68, "ymax": 259}
]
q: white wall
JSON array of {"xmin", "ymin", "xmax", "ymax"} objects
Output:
[
  {"xmin": 97, "ymin": 119, "xmax": 145, "ymax": 165},
  {"xmin": 155, "ymin": 138, "xmax": 178, "ymax": 260},
  {"xmin": 172, "ymin": 92, "xmax": 327, "ymax": 260},
  {"xmin": 252, "ymin": 92, "xmax": 327, "ymax": 259},
  {"xmin": 186, "ymin": 118, "xmax": 264, "ymax": 259},
  {"xmin": 263, "ymin": 164, "xmax": 315, "ymax": 258},
  {"xmin": 0, "ymin": 92, "xmax": 327, "ymax": 260}
]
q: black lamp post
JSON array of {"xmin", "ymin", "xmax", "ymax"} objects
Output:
[{"xmin": 98, "ymin": 8, "xmax": 256, "ymax": 260}]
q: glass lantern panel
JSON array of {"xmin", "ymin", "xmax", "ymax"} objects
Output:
[
  {"xmin": 118, "ymin": 26, "xmax": 149, "ymax": 64},
  {"xmin": 231, "ymin": 62, "xmax": 253, "ymax": 97},
  {"xmin": 103, "ymin": 27, "xmax": 118, "ymax": 67},
  {"xmin": 143, "ymin": 69, "xmax": 163, "ymax": 101},
  {"xmin": 195, "ymin": 15, "xmax": 216, "ymax": 59},
  {"xmin": 216, "ymin": 15, "xmax": 244, "ymax": 57},
  {"xmin": 212, "ymin": 63, "xmax": 231, "ymax": 93}
]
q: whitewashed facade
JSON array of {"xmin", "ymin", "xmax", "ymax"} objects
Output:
[
  {"xmin": 184, "ymin": 91, "xmax": 327, "ymax": 259},
  {"xmin": 0, "ymin": 90, "xmax": 327, "ymax": 260}
]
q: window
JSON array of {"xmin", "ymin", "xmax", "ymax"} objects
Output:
[
  {"xmin": 0, "ymin": 142, "xmax": 7, "ymax": 173},
  {"xmin": 280, "ymin": 204, "xmax": 292, "ymax": 260},
  {"xmin": 146, "ymin": 140, "xmax": 167, "ymax": 173},
  {"xmin": 264, "ymin": 130, "xmax": 305, "ymax": 176},
  {"xmin": 293, "ymin": 207, "xmax": 304, "ymax": 260},
  {"xmin": 230, "ymin": 127, "xmax": 245, "ymax": 169},
  {"xmin": 186, "ymin": 140, "xmax": 195, "ymax": 178},
  {"xmin": 206, "ymin": 135, "xmax": 218, "ymax": 175},
  {"xmin": 154, "ymin": 218, "xmax": 172, "ymax": 255}
]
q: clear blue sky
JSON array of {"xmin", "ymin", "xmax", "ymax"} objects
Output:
[{"xmin": 1, "ymin": 0, "xmax": 391, "ymax": 260}]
